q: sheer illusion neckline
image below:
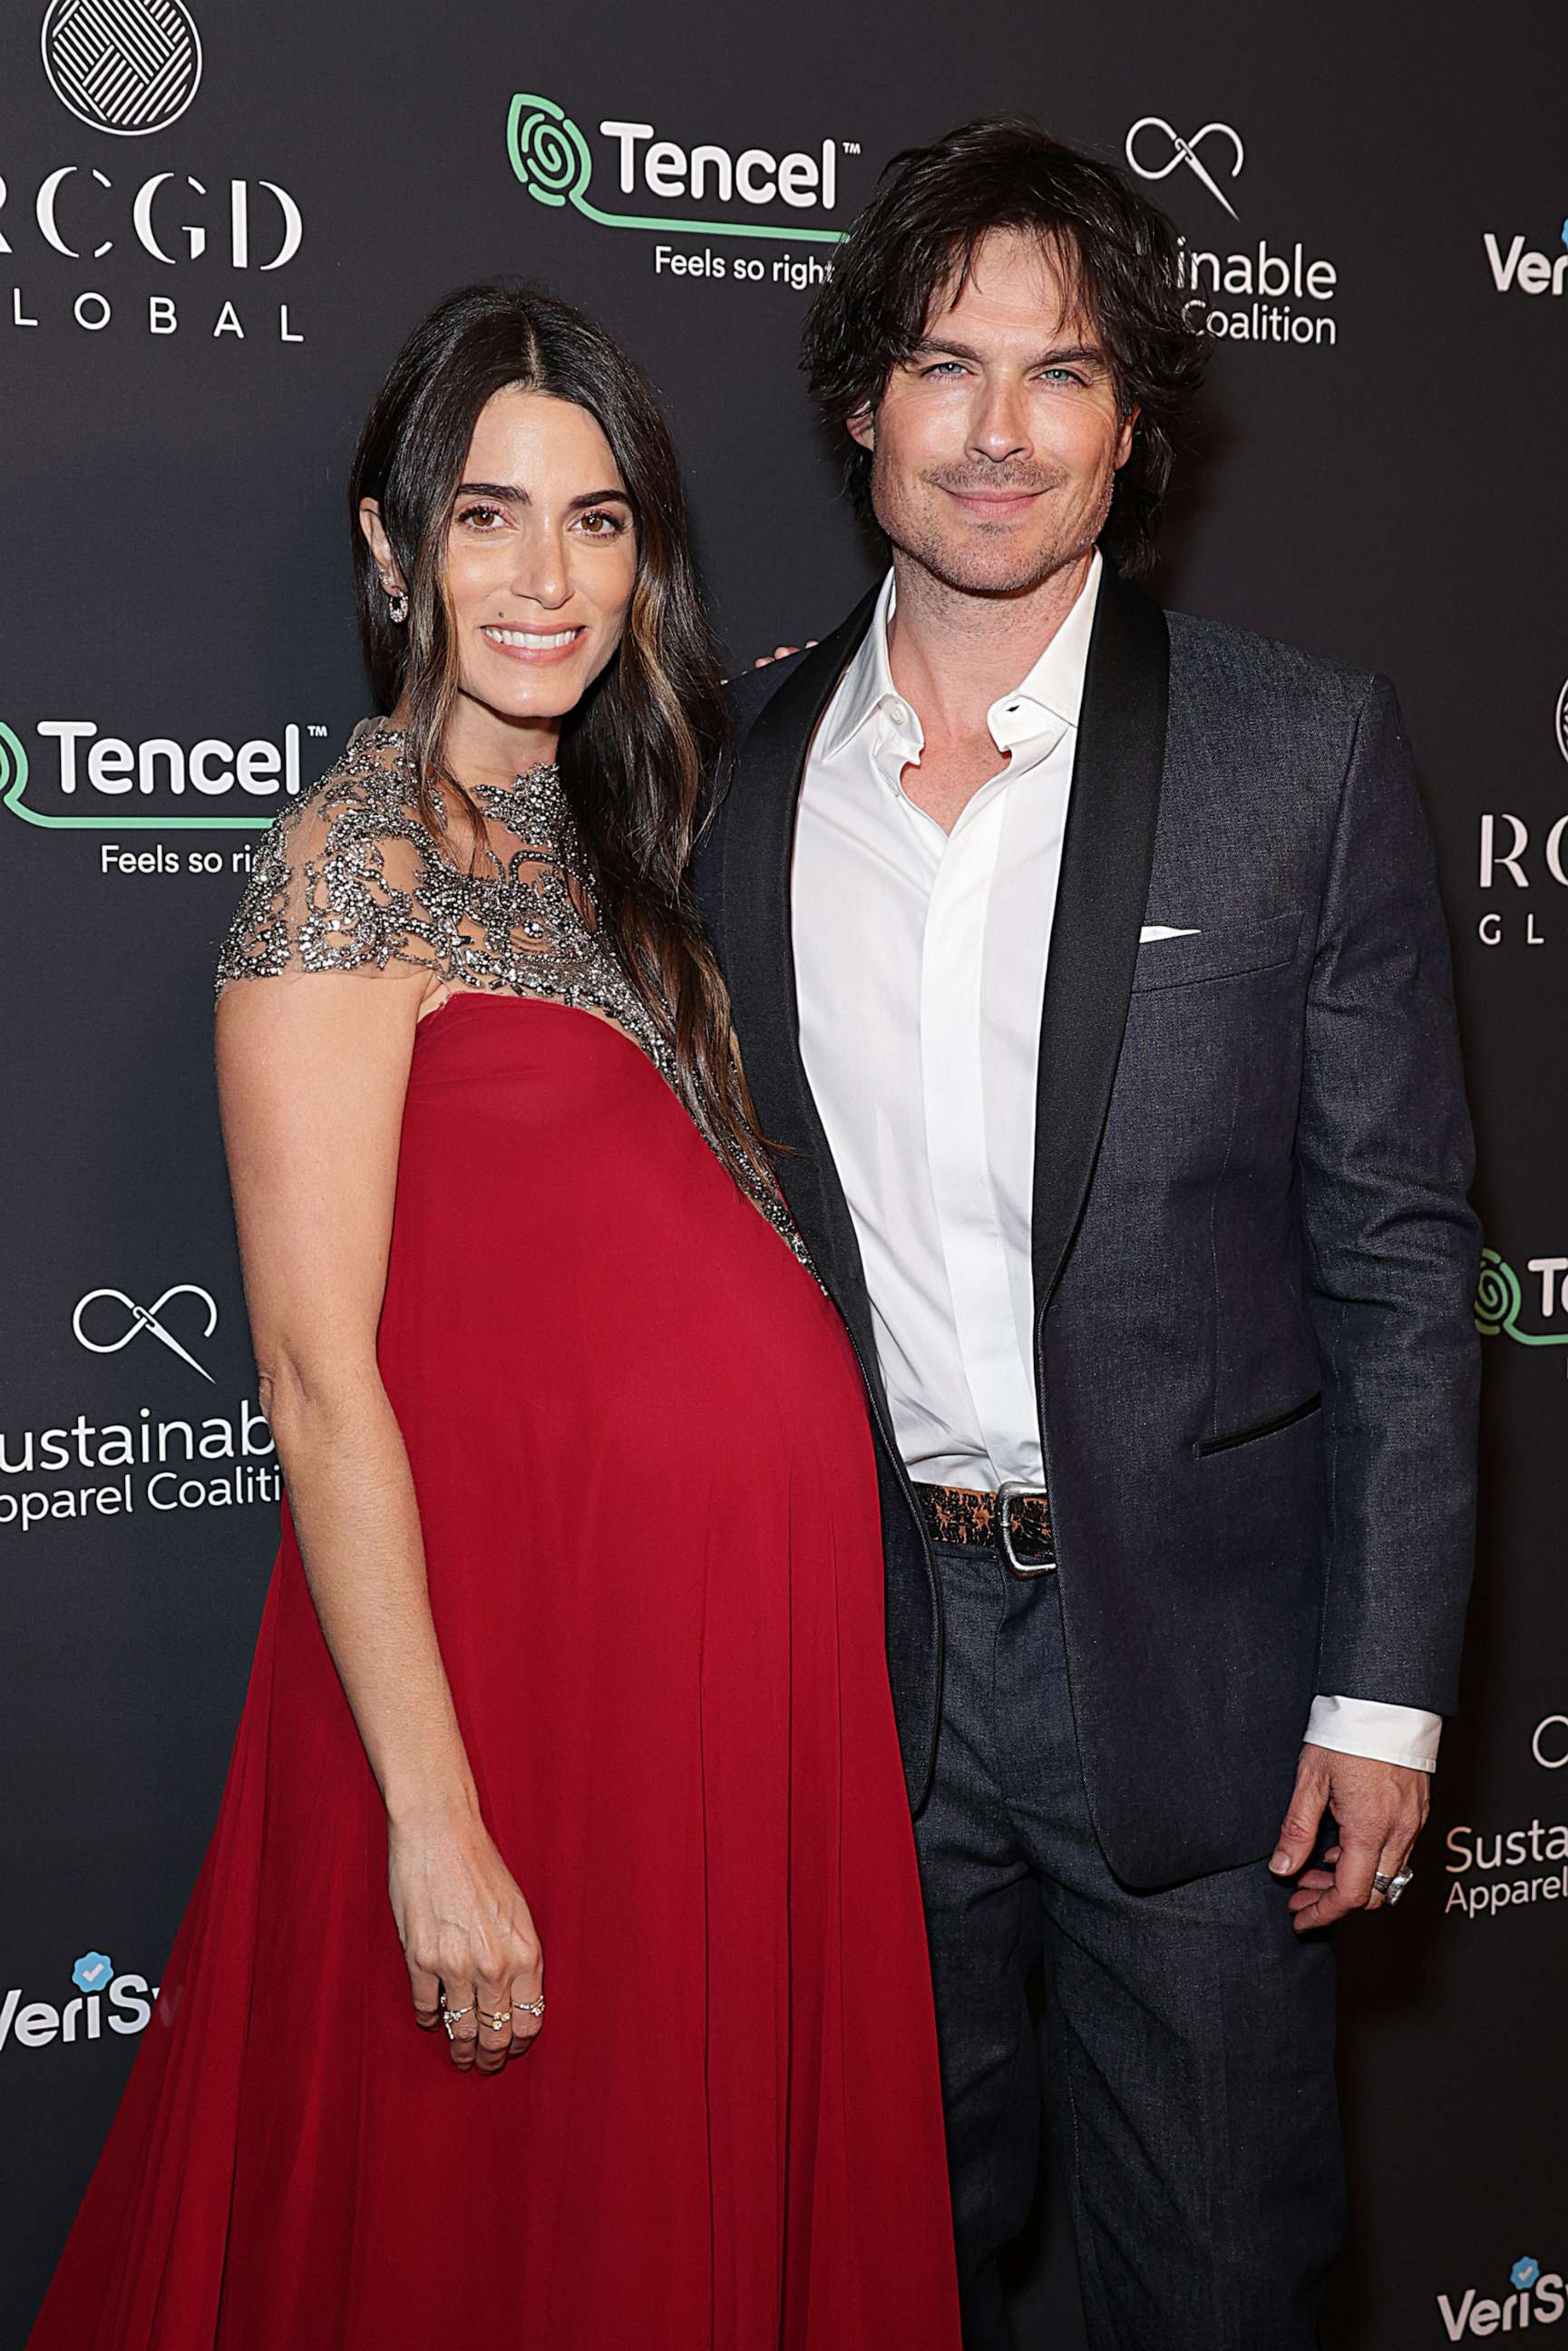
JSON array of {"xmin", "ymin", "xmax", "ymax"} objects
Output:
[
  {"xmin": 214, "ymin": 718, "xmax": 821, "ymax": 1285},
  {"xmin": 350, "ymin": 718, "xmax": 570, "ymax": 854}
]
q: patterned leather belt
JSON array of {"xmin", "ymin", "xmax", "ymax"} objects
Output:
[{"xmin": 912, "ymin": 1479, "xmax": 1057, "ymax": 1575}]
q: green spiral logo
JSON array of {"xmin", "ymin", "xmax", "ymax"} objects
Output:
[
  {"xmin": 0, "ymin": 722, "xmax": 30, "ymax": 824},
  {"xmin": 508, "ymin": 95, "xmax": 593, "ymax": 211},
  {"xmin": 1475, "ymin": 1246, "xmax": 1568, "ymax": 1346},
  {"xmin": 1475, "ymin": 1247, "xmax": 1521, "ymax": 1338},
  {"xmin": 504, "ymin": 91, "xmax": 845, "ymax": 244}
]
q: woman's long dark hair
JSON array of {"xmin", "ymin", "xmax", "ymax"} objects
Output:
[{"xmin": 348, "ymin": 280, "xmax": 767, "ymax": 1192}]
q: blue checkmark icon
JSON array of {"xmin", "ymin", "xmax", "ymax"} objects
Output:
[
  {"xmin": 1513, "ymin": 2257, "xmax": 1541, "ymax": 2292},
  {"xmin": 72, "ymin": 1949, "xmax": 112, "ymax": 1994}
]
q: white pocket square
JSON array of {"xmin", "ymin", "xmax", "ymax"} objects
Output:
[{"xmin": 1138, "ymin": 924, "xmax": 1203, "ymax": 942}]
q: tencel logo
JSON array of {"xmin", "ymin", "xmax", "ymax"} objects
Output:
[
  {"xmin": 1438, "ymin": 2255, "xmax": 1564, "ymax": 2337},
  {"xmin": 0, "ymin": 1947, "xmax": 159, "ymax": 2053},
  {"xmin": 0, "ymin": 716, "xmax": 321, "ymax": 831},
  {"xmin": 506, "ymin": 93, "xmax": 850, "ymax": 246},
  {"xmin": 1475, "ymin": 1249, "xmax": 1568, "ymax": 1351}
]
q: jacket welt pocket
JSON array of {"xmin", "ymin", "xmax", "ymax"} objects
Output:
[
  {"xmin": 1196, "ymin": 1392, "xmax": 1323, "ymax": 1457},
  {"xmin": 1130, "ymin": 909, "xmax": 1302, "ymax": 994}
]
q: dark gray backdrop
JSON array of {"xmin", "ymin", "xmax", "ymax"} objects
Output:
[{"xmin": 3, "ymin": 2, "xmax": 1563, "ymax": 2342}]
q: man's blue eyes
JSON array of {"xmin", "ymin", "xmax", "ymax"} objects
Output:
[{"xmin": 920, "ymin": 364, "xmax": 1086, "ymax": 385}]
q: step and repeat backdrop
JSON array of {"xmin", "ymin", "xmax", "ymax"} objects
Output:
[{"xmin": 1, "ymin": 0, "xmax": 1562, "ymax": 2342}]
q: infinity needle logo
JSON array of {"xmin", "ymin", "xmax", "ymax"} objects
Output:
[
  {"xmin": 73, "ymin": 1284, "xmax": 219, "ymax": 1380},
  {"xmin": 1125, "ymin": 118, "xmax": 1245, "ymax": 219}
]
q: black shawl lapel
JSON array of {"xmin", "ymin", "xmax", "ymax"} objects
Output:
[
  {"xmin": 1032, "ymin": 563, "xmax": 1170, "ymax": 1324},
  {"xmin": 719, "ymin": 585, "xmax": 885, "ymax": 1373}
]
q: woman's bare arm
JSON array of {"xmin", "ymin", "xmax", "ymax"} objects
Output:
[{"xmin": 216, "ymin": 965, "xmax": 542, "ymax": 2070}]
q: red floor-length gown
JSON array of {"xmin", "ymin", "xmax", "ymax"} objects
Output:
[{"xmin": 29, "ymin": 727, "xmax": 961, "ymax": 2349}]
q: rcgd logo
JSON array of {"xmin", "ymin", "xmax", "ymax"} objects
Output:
[{"xmin": 41, "ymin": 0, "xmax": 202, "ymax": 137}]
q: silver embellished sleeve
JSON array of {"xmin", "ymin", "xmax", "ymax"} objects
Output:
[{"xmin": 214, "ymin": 763, "xmax": 448, "ymax": 996}]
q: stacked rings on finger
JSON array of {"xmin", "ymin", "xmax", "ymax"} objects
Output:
[
  {"xmin": 479, "ymin": 2007, "xmax": 510, "ymax": 2032},
  {"xmin": 512, "ymin": 1995, "xmax": 546, "ymax": 2019},
  {"xmin": 1372, "ymin": 1868, "xmax": 1415, "ymax": 1906}
]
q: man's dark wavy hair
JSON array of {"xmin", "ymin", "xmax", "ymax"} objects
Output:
[{"xmin": 802, "ymin": 116, "xmax": 1209, "ymax": 576}]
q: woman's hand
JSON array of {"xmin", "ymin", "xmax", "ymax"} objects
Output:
[
  {"xmin": 388, "ymin": 1806, "xmax": 545, "ymax": 2073},
  {"xmin": 751, "ymin": 639, "xmax": 817, "ymax": 668}
]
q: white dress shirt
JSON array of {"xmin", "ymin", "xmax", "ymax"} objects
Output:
[{"xmin": 790, "ymin": 553, "xmax": 1440, "ymax": 1773}]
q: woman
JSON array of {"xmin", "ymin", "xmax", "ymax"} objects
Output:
[{"xmin": 29, "ymin": 284, "xmax": 961, "ymax": 2348}]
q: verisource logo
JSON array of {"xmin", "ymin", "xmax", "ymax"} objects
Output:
[
  {"xmin": 0, "ymin": 1946, "xmax": 160, "ymax": 2053},
  {"xmin": 41, "ymin": 0, "xmax": 202, "ymax": 138},
  {"xmin": 1483, "ymin": 219, "xmax": 1568, "ymax": 298},
  {"xmin": 1125, "ymin": 113, "xmax": 1339, "ymax": 350},
  {"xmin": 1437, "ymin": 2256, "xmax": 1564, "ymax": 2336}
]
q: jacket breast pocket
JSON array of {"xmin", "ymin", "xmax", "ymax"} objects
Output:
[{"xmin": 1129, "ymin": 909, "xmax": 1303, "ymax": 994}]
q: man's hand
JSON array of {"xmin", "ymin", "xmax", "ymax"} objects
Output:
[{"xmin": 1270, "ymin": 1744, "xmax": 1430, "ymax": 1932}]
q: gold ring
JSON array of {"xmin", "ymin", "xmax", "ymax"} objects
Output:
[
  {"xmin": 511, "ymin": 1995, "xmax": 546, "ymax": 2019},
  {"xmin": 440, "ymin": 2004, "xmax": 473, "ymax": 2042},
  {"xmin": 479, "ymin": 2007, "xmax": 510, "ymax": 2032}
]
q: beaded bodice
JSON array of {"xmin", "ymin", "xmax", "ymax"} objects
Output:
[{"xmin": 216, "ymin": 720, "xmax": 814, "ymax": 1276}]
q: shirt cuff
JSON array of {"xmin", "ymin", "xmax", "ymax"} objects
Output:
[{"xmin": 1304, "ymin": 1694, "xmax": 1442, "ymax": 1773}]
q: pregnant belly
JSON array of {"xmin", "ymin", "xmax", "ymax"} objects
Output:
[{"xmin": 376, "ymin": 996, "xmax": 869, "ymax": 1492}]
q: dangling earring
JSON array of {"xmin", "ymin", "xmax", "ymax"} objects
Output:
[{"xmin": 386, "ymin": 586, "xmax": 409, "ymax": 625}]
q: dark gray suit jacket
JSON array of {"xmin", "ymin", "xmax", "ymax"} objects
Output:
[{"xmin": 692, "ymin": 561, "xmax": 1481, "ymax": 1889}]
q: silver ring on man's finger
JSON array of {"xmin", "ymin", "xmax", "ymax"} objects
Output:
[{"xmin": 1372, "ymin": 1868, "xmax": 1414, "ymax": 1905}]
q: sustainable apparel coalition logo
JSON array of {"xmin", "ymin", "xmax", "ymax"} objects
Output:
[
  {"xmin": 1125, "ymin": 113, "xmax": 1339, "ymax": 348},
  {"xmin": 0, "ymin": 1282, "xmax": 279, "ymax": 1536},
  {"xmin": 74, "ymin": 1283, "xmax": 219, "ymax": 1380},
  {"xmin": 41, "ymin": 0, "xmax": 201, "ymax": 137},
  {"xmin": 506, "ymin": 93, "xmax": 849, "ymax": 245},
  {"xmin": 1125, "ymin": 118, "xmax": 1245, "ymax": 220}
]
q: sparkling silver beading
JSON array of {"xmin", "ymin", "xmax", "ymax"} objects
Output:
[{"xmin": 215, "ymin": 720, "xmax": 814, "ymax": 1278}]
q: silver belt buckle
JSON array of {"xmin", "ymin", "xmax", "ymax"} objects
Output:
[{"xmin": 995, "ymin": 1480, "xmax": 1056, "ymax": 1576}]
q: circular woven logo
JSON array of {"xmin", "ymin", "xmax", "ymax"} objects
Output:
[{"xmin": 41, "ymin": 0, "xmax": 202, "ymax": 137}]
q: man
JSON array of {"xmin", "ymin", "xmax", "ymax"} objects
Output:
[{"xmin": 693, "ymin": 117, "xmax": 1479, "ymax": 2350}]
